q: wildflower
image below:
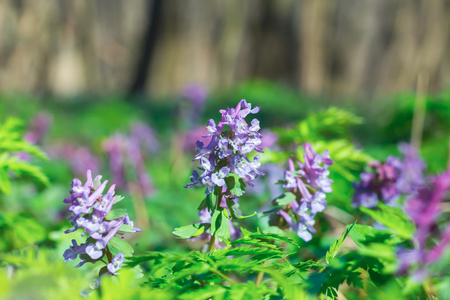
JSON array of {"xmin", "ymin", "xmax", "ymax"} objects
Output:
[
  {"xmin": 277, "ymin": 143, "xmax": 333, "ymax": 242},
  {"xmin": 107, "ymin": 253, "xmax": 125, "ymax": 275},
  {"xmin": 181, "ymin": 84, "xmax": 208, "ymax": 125},
  {"xmin": 396, "ymin": 142, "xmax": 426, "ymax": 195},
  {"xmin": 182, "ymin": 84, "xmax": 208, "ymax": 108},
  {"xmin": 182, "ymin": 100, "xmax": 261, "ymax": 249},
  {"xmin": 102, "ymin": 123, "xmax": 157, "ymax": 198},
  {"xmin": 63, "ymin": 170, "xmax": 141, "ymax": 266},
  {"xmin": 63, "ymin": 239, "xmax": 87, "ymax": 262},
  {"xmin": 24, "ymin": 113, "xmax": 51, "ymax": 145},
  {"xmin": 352, "ymin": 143, "xmax": 425, "ymax": 208},
  {"xmin": 185, "ymin": 99, "xmax": 264, "ymax": 194},
  {"xmin": 397, "ymin": 168, "xmax": 450, "ymax": 282}
]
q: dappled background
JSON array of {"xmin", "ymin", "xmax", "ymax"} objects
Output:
[{"xmin": 1, "ymin": 0, "xmax": 450, "ymax": 98}]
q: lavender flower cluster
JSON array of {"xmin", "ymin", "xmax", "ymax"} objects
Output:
[
  {"xmin": 102, "ymin": 122, "xmax": 158, "ymax": 198},
  {"xmin": 63, "ymin": 170, "xmax": 141, "ymax": 273},
  {"xmin": 185, "ymin": 99, "xmax": 264, "ymax": 194},
  {"xmin": 397, "ymin": 168, "xmax": 450, "ymax": 282},
  {"xmin": 352, "ymin": 143, "xmax": 425, "ymax": 208},
  {"xmin": 277, "ymin": 144, "xmax": 334, "ymax": 242}
]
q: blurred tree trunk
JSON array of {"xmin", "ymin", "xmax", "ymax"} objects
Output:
[
  {"xmin": 0, "ymin": 0, "xmax": 449, "ymax": 98},
  {"xmin": 128, "ymin": 0, "xmax": 163, "ymax": 97}
]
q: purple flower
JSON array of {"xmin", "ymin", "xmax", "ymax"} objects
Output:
[
  {"xmin": 107, "ymin": 253, "xmax": 125, "ymax": 275},
  {"xmin": 218, "ymin": 138, "xmax": 233, "ymax": 159},
  {"xmin": 181, "ymin": 84, "xmax": 209, "ymax": 125},
  {"xmin": 259, "ymin": 130, "xmax": 279, "ymax": 149},
  {"xmin": 130, "ymin": 122, "xmax": 159, "ymax": 153},
  {"xmin": 185, "ymin": 170, "xmax": 202, "ymax": 188},
  {"xmin": 24, "ymin": 113, "xmax": 52, "ymax": 145},
  {"xmin": 353, "ymin": 143, "xmax": 425, "ymax": 208},
  {"xmin": 185, "ymin": 100, "xmax": 264, "ymax": 194},
  {"xmin": 63, "ymin": 240, "xmax": 87, "ymax": 262},
  {"xmin": 396, "ymin": 143, "xmax": 425, "ymax": 195},
  {"xmin": 276, "ymin": 144, "xmax": 333, "ymax": 242},
  {"xmin": 103, "ymin": 124, "xmax": 157, "ymax": 198},
  {"xmin": 397, "ymin": 168, "xmax": 450, "ymax": 281},
  {"xmin": 85, "ymin": 241, "xmax": 105, "ymax": 260},
  {"xmin": 211, "ymin": 167, "xmax": 230, "ymax": 187},
  {"xmin": 297, "ymin": 144, "xmax": 333, "ymax": 193},
  {"xmin": 278, "ymin": 207, "xmax": 316, "ymax": 242},
  {"xmin": 283, "ymin": 159, "xmax": 297, "ymax": 190},
  {"xmin": 63, "ymin": 170, "xmax": 140, "ymax": 266},
  {"xmin": 182, "ymin": 84, "xmax": 208, "ymax": 108},
  {"xmin": 102, "ymin": 134, "xmax": 127, "ymax": 188}
]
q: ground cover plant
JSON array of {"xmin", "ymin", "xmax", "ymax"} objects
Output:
[{"xmin": 1, "ymin": 85, "xmax": 450, "ymax": 299}]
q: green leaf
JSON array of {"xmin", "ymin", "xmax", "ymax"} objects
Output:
[
  {"xmin": 0, "ymin": 168, "xmax": 12, "ymax": 194},
  {"xmin": 125, "ymin": 252, "xmax": 166, "ymax": 267},
  {"xmin": 262, "ymin": 226, "xmax": 286, "ymax": 235},
  {"xmin": 360, "ymin": 203, "xmax": 414, "ymax": 240},
  {"xmin": 226, "ymin": 198, "xmax": 241, "ymax": 219},
  {"xmin": 130, "ymin": 265, "xmax": 144, "ymax": 279},
  {"xmin": 107, "ymin": 237, "xmax": 134, "ymax": 257},
  {"xmin": 113, "ymin": 195, "xmax": 124, "ymax": 204},
  {"xmin": 6, "ymin": 161, "xmax": 50, "ymax": 187},
  {"xmin": 119, "ymin": 224, "xmax": 137, "ymax": 233},
  {"xmin": 225, "ymin": 245, "xmax": 283, "ymax": 258},
  {"xmin": 275, "ymin": 192, "xmax": 297, "ymax": 206},
  {"xmin": 210, "ymin": 209, "xmax": 230, "ymax": 240},
  {"xmin": 0, "ymin": 141, "xmax": 48, "ymax": 161},
  {"xmin": 237, "ymin": 211, "xmax": 257, "ymax": 219},
  {"xmin": 178, "ymin": 285, "xmax": 226, "ymax": 300},
  {"xmin": 358, "ymin": 243, "xmax": 396, "ymax": 260},
  {"xmin": 207, "ymin": 192, "xmax": 216, "ymax": 211},
  {"xmin": 244, "ymin": 232, "xmax": 299, "ymax": 248},
  {"xmin": 224, "ymin": 173, "xmax": 246, "ymax": 197},
  {"xmin": 173, "ymin": 223, "xmax": 210, "ymax": 239},
  {"xmin": 197, "ymin": 198, "xmax": 207, "ymax": 211},
  {"xmin": 349, "ymin": 224, "xmax": 393, "ymax": 248},
  {"xmin": 105, "ymin": 209, "xmax": 128, "ymax": 220},
  {"xmin": 325, "ymin": 222, "xmax": 355, "ymax": 263}
]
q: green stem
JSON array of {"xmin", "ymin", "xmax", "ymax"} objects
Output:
[
  {"xmin": 212, "ymin": 268, "xmax": 238, "ymax": 284},
  {"xmin": 207, "ymin": 235, "xmax": 216, "ymax": 252},
  {"xmin": 411, "ymin": 73, "xmax": 428, "ymax": 149},
  {"xmin": 255, "ymin": 261, "xmax": 267, "ymax": 286},
  {"xmin": 207, "ymin": 188, "xmax": 223, "ymax": 252}
]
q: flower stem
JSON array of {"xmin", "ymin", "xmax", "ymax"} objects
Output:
[
  {"xmin": 255, "ymin": 261, "xmax": 267, "ymax": 286},
  {"xmin": 411, "ymin": 72, "xmax": 428, "ymax": 149},
  {"xmin": 207, "ymin": 188, "xmax": 223, "ymax": 252},
  {"xmin": 208, "ymin": 235, "xmax": 216, "ymax": 252}
]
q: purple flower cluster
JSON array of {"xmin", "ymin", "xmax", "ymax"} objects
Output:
[
  {"xmin": 278, "ymin": 144, "xmax": 334, "ymax": 241},
  {"xmin": 397, "ymin": 168, "xmax": 450, "ymax": 282},
  {"xmin": 24, "ymin": 112, "xmax": 51, "ymax": 145},
  {"xmin": 396, "ymin": 143, "xmax": 426, "ymax": 195},
  {"xmin": 180, "ymin": 83, "xmax": 208, "ymax": 126},
  {"xmin": 102, "ymin": 122, "xmax": 158, "ymax": 198},
  {"xmin": 185, "ymin": 100, "xmax": 264, "ymax": 194},
  {"xmin": 352, "ymin": 143, "xmax": 425, "ymax": 208},
  {"xmin": 63, "ymin": 170, "xmax": 141, "ymax": 271}
]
